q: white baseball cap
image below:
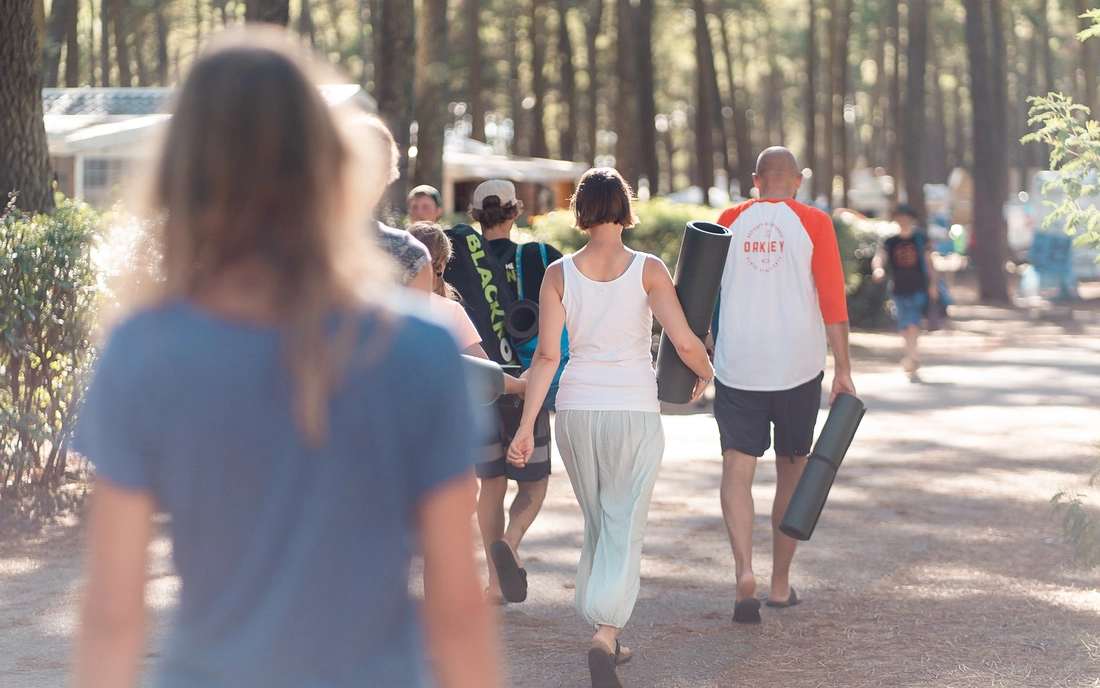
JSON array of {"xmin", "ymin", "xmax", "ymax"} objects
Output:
[{"xmin": 472, "ymin": 180, "xmax": 518, "ymax": 209}]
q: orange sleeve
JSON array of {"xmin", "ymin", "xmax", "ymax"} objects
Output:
[
  {"xmin": 717, "ymin": 201, "xmax": 754, "ymax": 228},
  {"xmin": 791, "ymin": 202, "xmax": 848, "ymax": 324}
]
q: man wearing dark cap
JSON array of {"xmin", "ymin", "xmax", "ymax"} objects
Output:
[
  {"xmin": 872, "ymin": 204, "xmax": 939, "ymax": 381},
  {"xmin": 408, "ymin": 185, "xmax": 444, "ymax": 224}
]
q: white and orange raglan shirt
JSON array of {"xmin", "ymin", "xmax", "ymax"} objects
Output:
[{"xmin": 714, "ymin": 198, "xmax": 848, "ymax": 391}]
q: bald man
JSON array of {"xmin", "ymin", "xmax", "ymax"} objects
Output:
[{"xmin": 712, "ymin": 146, "xmax": 856, "ymax": 623}]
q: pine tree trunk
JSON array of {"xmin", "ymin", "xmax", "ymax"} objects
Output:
[
  {"xmin": 412, "ymin": 0, "xmax": 449, "ymax": 191},
  {"xmin": 836, "ymin": 0, "xmax": 852, "ymax": 207},
  {"xmin": 583, "ymin": 0, "xmax": 603, "ymax": 165},
  {"xmin": 468, "ymin": 0, "xmax": 485, "ymax": 142},
  {"xmin": 530, "ymin": 0, "xmax": 549, "ymax": 159},
  {"xmin": 0, "ymin": 0, "xmax": 55, "ymax": 213},
  {"xmin": 298, "ymin": 0, "xmax": 317, "ymax": 46},
  {"xmin": 615, "ymin": 0, "xmax": 639, "ymax": 187},
  {"xmin": 1076, "ymin": 0, "xmax": 1099, "ymax": 116},
  {"xmin": 805, "ymin": 0, "xmax": 818, "ymax": 194},
  {"xmin": 111, "ymin": 0, "xmax": 132, "ymax": 86},
  {"xmin": 707, "ymin": 10, "xmax": 730, "ymax": 181},
  {"xmin": 507, "ymin": 12, "xmax": 525, "ymax": 155},
  {"xmin": 692, "ymin": 0, "xmax": 714, "ymax": 195},
  {"xmin": 100, "ymin": 0, "xmax": 111, "ymax": 86},
  {"xmin": 245, "ymin": 0, "xmax": 289, "ymax": 24},
  {"xmin": 903, "ymin": 0, "xmax": 928, "ymax": 223},
  {"xmin": 64, "ymin": 0, "xmax": 79, "ymax": 86},
  {"xmin": 963, "ymin": 0, "xmax": 1009, "ymax": 302},
  {"xmin": 823, "ymin": 0, "xmax": 837, "ymax": 204},
  {"xmin": 887, "ymin": 0, "xmax": 901, "ymax": 204},
  {"xmin": 87, "ymin": 0, "xmax": 96, "ymax": 86},
  {"xmin": 635, "ymin": 0, "xmax": 657, "ymax": 185},
  {"xmin": 870, "ymin": 16, "xmax": 885, "ymax": 170},
  {"xmin": 375, "ymin": 0, "xmax": 416, "ymax": 213},
  {"xmin": 42, "ymin": 0, "xmax": 75, "ymax": 88},
  {"xmin": 155, "ymin": 0, "xmax": 170, "ymax": 85},
  {"xmin": 719, "ymin": 11, "xmax": 753, "ymax": 198}
]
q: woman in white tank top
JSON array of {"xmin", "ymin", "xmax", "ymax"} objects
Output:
[{"xmin": 507, "ymin": 169, "xmax": 714, "ymax": 688}]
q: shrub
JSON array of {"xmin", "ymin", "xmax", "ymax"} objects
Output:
[
  {"xmin": 833, "ymin": 211, "xmax": 890, "ymax": 329},
  {"xmin": 1051, "ymin": 446, "xmax": 1100, "ymax": 568},
  {"xmin": 0, "ymin": 197, "xmax": 103, "ymax": 496},
  {"xmin": 524, "ymin": 198, "xmax": 721, "ymax": 271}
]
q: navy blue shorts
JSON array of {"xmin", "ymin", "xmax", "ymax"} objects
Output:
[
  {"xmin": 475, "ymin": 399, "xmax": 551, "ymax": 482},
  {"xmin": 713, "ymin": 372, "xmax": 824, "ymax": 459}
]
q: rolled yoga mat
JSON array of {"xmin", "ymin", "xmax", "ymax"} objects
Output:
[
  {"xmin": 461, "ymin": 355, "xmax": 507, "ymax": 404},
  {"xmin": 655, "ymin": 220, "xmax": 734, "ymax": 404},
  {"xmin": 779, "ymin": 393, "xmax": 867, "ymax": 541},
  {"xmin": 504, "ymin": 299, "xmax": 540, "ymax": 344}
]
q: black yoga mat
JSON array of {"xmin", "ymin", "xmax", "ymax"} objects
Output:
[
  {"xmin": 779, "ymin": 393, "xmax": 866, "ymax": 541},
  {"xmin": 655, "ymin": 220, "xmax": 734, "ymax": 404},
  {"xmin": 504, "ymin": 299, "xmax": 540, "ymax": 344},
  {"xmin": 462, "ymin": 355, "xmax": 506, "ymax": 404}
]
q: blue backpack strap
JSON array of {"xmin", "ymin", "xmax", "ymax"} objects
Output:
[
  {"xmin": 538, "ymin": 242, "xmax": 549, "ymax": 267},
  {"xmin": 515, "ymin": 243, "xmax": 525, "ymax": 300}
]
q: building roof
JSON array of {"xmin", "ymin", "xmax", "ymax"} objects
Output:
[{"xmin": 43, "ymin": 88, "xmax": 175, "ymax": 117}]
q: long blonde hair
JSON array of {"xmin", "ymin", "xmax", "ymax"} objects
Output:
[{"xmin": 148, "ymin": 28, "xmax": 388, "ymax": 445}]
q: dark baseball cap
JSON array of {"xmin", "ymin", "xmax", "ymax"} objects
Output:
[
  {"xmin": 407, "ymin": 184, "xmax": 442, "ymax": 208},
  {"xmin": 893, "ymin": 204, "xmax": 918, "ymax": 218}
]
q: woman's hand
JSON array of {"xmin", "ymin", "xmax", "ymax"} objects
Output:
[
  {"xmin": 506, "ymin": 426, "xmax": 534, "ymax": 467},
  {"xmin": 691, "ymin": 377, "xmax": 710, "ymax": 403}
]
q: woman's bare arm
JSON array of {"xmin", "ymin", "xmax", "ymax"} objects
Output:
[
  {"xmin": 75, "ymin": 480, "xmax": 155, "ymax": 688},
  {"xmin": 418, "ymin": 475, "xmax": 501, "ymax": 688}
]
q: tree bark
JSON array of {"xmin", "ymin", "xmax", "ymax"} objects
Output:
[
  {"xmin": 615, "ymin": 0, "xmax": 639, "ymax": 187},
  {"xmin": 963, "ymin": 0, "xmax": 1009, "ymax": 302},
  {"xmin": 887, "ymin": 0, "xmax": 900, "ymax": 204},
  {"xmin": 245, "ymin": 0, "xmax": 289, "ymax": 24},
  {"xmin": 635, "ymin": 0, "xmax": 657, "ymax": 186},
  {"xmin": 719, "ymin": 9, "xmax": 753, "ymax": 198},
  {"xmin": 507, "ymin": 11, "xmax": 525, "ymax": 155},
  {"xmin": 1, "ymin": 0, "xmax": 55, "ymax": 213},
  {"xmin": 467, "ymin": 0, "xmax": 485, "ymax": 141},
  {"xmin": 870, "ymin": 15, "xmax": 885, "ymax": 170},
  {"xmin": 111, "ymin": 0, "xmax": 132, "ymax": 86},
  {"xmin": 692, "ymin": 0, "xmax": 715, "ymax": 194},
  {"xmin": 100, "ymin": 0, "xmax": 110, "ymax": 86},
  {"xmin": 375, "ymin": 0, "xmax": 416, "ymax": 212},
  {"xmin": 583, "ymin": 0, "xmax": 603, "ymax": 165},
  {"xmin": 413, "ymin": 0, "xmax": 449, "ymax": 190},
  {"xmin": 823, "ymin": 0, "xmax": 837, "ymax": 205},
  {"xmin": 836, "ymin": 0, "xmax": 852, "ymax": 207},
  {"xmin": 298, "ymin": 0, "xmax": 317, "ymax": 46},
  {"xmin": 805, "ymin": 0, "xmax": 818, "ymax": 194},
  {"xmin": 902, "ymin": 0, "xmax": 928, "ymax": 223},
  {"xmin": 42, "ymin": 0, "xmax": 75, "ymax": 87},
  {"xmin": 1076, "ymin": 0, "xmax": 1099, "ymax": 116},
  {"xmin": 530, "ymin": 0, "xmax": 549, "ymax": 159},
  {"xmin": 63, "ymin": 0, "xmax": 78, "ymax": 86},
  {"xmin": 155, "ymin": 0, "xmax": 170, "ymax": 85}
]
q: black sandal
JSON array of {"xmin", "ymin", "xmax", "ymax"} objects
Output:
[
  {"xmin": 489, "ymin": 540, "xmax": 528, "ymax": 603},
  {"xmin": 588, "ymin": 640, "xmax": 625, "ymax": 688}
]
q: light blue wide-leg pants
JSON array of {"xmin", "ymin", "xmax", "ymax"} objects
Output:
[{"xmin": 555, "ymin": 410, "xmax": 665, "ymax": 630}]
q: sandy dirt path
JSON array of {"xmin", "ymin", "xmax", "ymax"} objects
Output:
[{"xmin": 2, "ymin": 302, "xmax": 1099, "ymax": 687}]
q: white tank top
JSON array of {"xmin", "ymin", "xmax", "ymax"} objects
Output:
[{"xmin": 555, "ymin": 251, "xmax": 660, "ymax": 413}]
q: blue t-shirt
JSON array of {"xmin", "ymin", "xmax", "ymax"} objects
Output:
[{"xmin": 75, "ymin": 301, "xmax": 476, "ymax": 688}]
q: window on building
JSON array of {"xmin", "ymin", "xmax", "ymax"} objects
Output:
[{"xmin": 83, "ymin": 158, "xmax": 131, "ymax": 207}]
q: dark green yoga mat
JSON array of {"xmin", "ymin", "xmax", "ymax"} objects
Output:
[
  {"xmin": 462, "ymin": 355, "xmax": 507, "ymax": 404},
  {"xmin": 655, "ymin": 220, "xmax": 734, "ymax": 404},
  {"xmin": 779, "ymin": 393, "xmax": 866, "ymax": 541}
]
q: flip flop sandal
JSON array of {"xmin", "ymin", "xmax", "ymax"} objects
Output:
[
  {"xmin": 765, "ymin": 588, "xmax": 801, "ymax": 608},
  {"xmin": 614, "ymin": 640, "xmax": 632, "ymax": 665},
  {"xmin": 588, "ymin": 641, "xmax": 625, "ymax": 688},
  {"xmin": 732, "ymin": 597, "xmax": 762, "ymax": 623},
  {"xmin": 489, "ymin": 540, "xmax": 528, "ymax": 603}
]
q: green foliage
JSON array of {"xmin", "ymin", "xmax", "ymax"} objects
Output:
[
  {"xmin": 1022, "ymin": 12, "xmax": 1100, "ymax": 255},
  {"xmin": 0, "ymin": 198, "xmax": 103, "ymax": 495},
  {"xmin": 522, "ymin": 198, "xmax": 721, "ymax": 271},
  {"xmin": 1051, "ymin": 446, "xmax": 1100, "ymax": 568},
  {"xmin": 833, "ymin": 211, "xmax": 890, "ymax": 328}
]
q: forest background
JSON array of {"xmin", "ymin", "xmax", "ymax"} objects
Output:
[{"xmin": 3, "ymin": 0, "xmax": 1100, "ymax": 303}]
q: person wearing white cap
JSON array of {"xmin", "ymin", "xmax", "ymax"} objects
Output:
[{"xmin": 442, "ymin": 179, "xmax": 564, "ymax": 606}]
